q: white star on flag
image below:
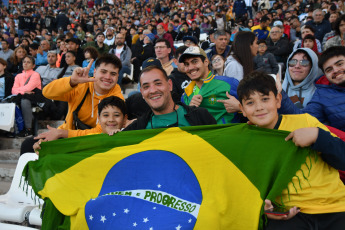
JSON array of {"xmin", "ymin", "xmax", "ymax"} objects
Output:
[
  {"xmin": 113, "ymin": 212, "xmax": 116, "ymax": 216},
  {"xmin": 133, "ymin": 222, "xmax": 137, "ymax": 227},
  {"xmin": 188, "ymin": 219, "xmax": 192, "ymax": 223},
  {"xmin": 153, "ymin": 207, "xmax": 156, "ymax": 210},
  {"xmin": 157, "ymin": 184, "xmax": 162, "ymax": 188},
  {"xmin": 143, "ymin": 217, "xmax": 149, "ymax": 223},
  {"xmin": 100, "ymin": 215, "xmax": 106, "ymax": 223},
  {"xmin": 150, "ymin": 227, "xmax": 154, "ymax": 230},
  {"xmin": 124, "ymin": 208, "xmax": 130, "ymax": 214},
  {"xmin": 176, "ymin": 224, "xmax": 182, "ymax": 230},
  {"xmin": 89, "ymin": 215, "xmax": 93, "ymax": 221}
]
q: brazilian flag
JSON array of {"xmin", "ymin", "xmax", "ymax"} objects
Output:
[{"xmin": 24, "ymin": 124, "xmax": 311, "ymax": 230}]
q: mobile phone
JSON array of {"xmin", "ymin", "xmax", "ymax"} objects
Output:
[{"xmin": 264, "ymin": 206, "xmax": 290, "ymax": 216}]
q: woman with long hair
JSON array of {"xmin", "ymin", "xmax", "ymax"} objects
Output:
[
  {"xmin": 224, "ymin": 31, "xmax": 258, "ymax": 81},
  {"xmin": 324, "ymin": 15, "xmax": 345, "ymax": 50},
  {"xmin": 57, "ymin": 40, "xmax": 67, "ymax": 68},
  {"xmin": 56, "ymin": 51, "xmax": 79, "ymax": 79},
  {"xmin": 82, "ymin": 47, "xmax": 99, "ymax": 77},
  {"xmin": 6, "ymin": 46, "xmax": 27, "ymax": 75},
  {"xmin": 211, "ymin": 54, "xmax": 226, "ymax": 76}
]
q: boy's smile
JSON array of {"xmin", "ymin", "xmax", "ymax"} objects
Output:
[{"xmin": 240, "ymin": 92, "xmax": 282, "ymax": 129}]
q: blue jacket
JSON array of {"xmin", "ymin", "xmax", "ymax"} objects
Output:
[
  {"xmin": 205, "ymin": 45, "xmax": 231, "ymax": 61},
  {"xmin": 36, "ymin": 51, "xmax": 48, "ymax": 66},
  {"xmin": 233, "ymin": 0, "xmax": 247, "ymax": 18},
  {"xmin": 280, "ymin": 76, "xmax": 345, "ymax": 132}
]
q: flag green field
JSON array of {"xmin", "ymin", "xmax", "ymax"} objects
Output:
[{"xmin": 24, "ymin": 123, "xmax": 311, "ymax": 230}]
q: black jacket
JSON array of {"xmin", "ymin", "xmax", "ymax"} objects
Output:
[
  {"xmin": 124, "ymin": 102, "xmax": 217, "ymax": 131},
  {"xmin": 169, "ymin": 68, "xmax": 191, "ymax": 103}
]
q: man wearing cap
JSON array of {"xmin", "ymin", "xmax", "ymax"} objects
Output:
[
  {"xmin": 205, "ymin": 30, "xmax": 230, "ymax": 61},
  {"xmin": 85, "ymin": 33, "xmax": 94, "ymax": 43},
  {"xmin": 83, "ymin": 32, "xmax": 109, "ymax": 55},
  {"xmin": 61, "ymin": 38, "xmax": 84, "ymax": 67},
  {"xmin": 124, "ymin": 65, "xmax": 216, "ymax": 131},
  {"xmin": 180, "ymin": 46, "xmax": 240, "ymax": 124},
  {"xmin": 266, "ymin": 25, "xmax": 291, "ymax": 63}
]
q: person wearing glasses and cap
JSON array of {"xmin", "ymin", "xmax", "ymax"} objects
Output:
[{"xmin": 282, "ymin": 48, "xmax": 323, "ymax": 109}]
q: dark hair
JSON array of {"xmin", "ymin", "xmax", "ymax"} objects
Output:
[
  {"xmin": 155, "ymin": 38, "xmax": 171, "ymax": 48},
  {"xmin": 303, "ymin": 34, "xmax": 315, "ymax": 41},
  {"xmin": 84, "ymin": 46, "xmax": 99, "ymax": 60},
  {"xmin": 98, "ymin": 96, "xmax": 127, "ymax": 116},
  {"xmin": 174, "ymin": 45, "xmax": 188, "ymax": 59},
  {"xmin": 260, "ymin": 15, "xmax": 270, "ymax": 23},
  {"xmin": 231, "ymin": 31, "xmax": 256, "ymax": 78},
  {"xmin": 334, "ymin": 14, "xmax": 345, "ymax": 36},
  {"xmin": 257, "ymin": 39, "xmax": 267, "ymax": 45},
  {"xmin": 24, "ymin": 55, "xmax": 35, "ymax": 65},
  {"xmin": 302, "ymin": 25, "xmax": 315, "ymax": 34},
  {"xmin": 237, "ymin": 71, "xmax": 277, "ymax": 103},
  {"xmin": 95, "ymin": 54, "xmax": 122, "ymax": 71},
  {"xmin": 1, "ymin": 40, "xmax": 9, "ymax": 45},
  {"xmin": 29, "ymin": 43, "xmax": 39, "ymax": 50},
  {"xmin": 139, "ymin": 65, "xmax": 168, "ymax": 84},
  {"xmin": 182, "ymin": 22, "xmax": 189, "ymax": 27},
  {"xmin": 57, "ymin": 51, "xmax": 77, "ymax": 79},
  {"xmin": 319, "ymin": 46, "xmax": 345, "ymax": 71}
]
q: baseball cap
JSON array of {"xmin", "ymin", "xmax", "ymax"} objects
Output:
[
  {"xmin": 86, "ymin": 34, "xmax": 94, "ymax": 39},
  {"xmin": 273, "ymin": 20, "xmax": 283, "ymax": 27},
  {"xmin": 142, "ymin": 58, "xmax": 162, "ymax": 69},
  {"xmin": 179, "ymin": 46, "xmax": 207, "ymax": 63},
  {"xmin": 183, "ymin": 36, "xmax": 198, "ymax": 44}
]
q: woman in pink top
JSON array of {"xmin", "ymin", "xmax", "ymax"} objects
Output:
[{"xmin": 12, "ymin": 56, "xmax": 42, "ymax": 137}]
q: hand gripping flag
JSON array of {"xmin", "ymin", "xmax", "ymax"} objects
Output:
[{"xmin": 23, "ymin": 124, "xmax": 311, "ymax": 230}]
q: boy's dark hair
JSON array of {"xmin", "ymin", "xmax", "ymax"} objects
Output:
[
  {"xmin": 95, "ymin": 54, "xmax": 122, "ymax": 71},
  {"xmin": 302, "ymin": 25, "xmax": 315, "ymax": 34},
  {"xmin": 319, "ymin": 46, "xmax": 345, "ymax": 71},
  {"xmin": 303, "ymin": 34, "xmax": 315, "ymax": 41},
  {"xmin": 0, "ymin": 58, "xmax": 7, "ymax": 66},
  {"xmin": 174, "ymin": 45, "xmax": 188, "ymax": 59},
  {"xmin": 257, "ymin": 39, "xmax": 267, "ymax": 45},
  {"xmin": 139, "ymin": 65, "xmax": 168, "ymax": 84},
  {"xmin": 98, "ymin": 96, "xmax": 127, "ymax": 116},
  {"xmin": 155, "ymin": 38, "xmax": 171, "ymax": 48},
  {"xmin": 237, "ymin": 71, "xmax": 277, "ymax": 103}
]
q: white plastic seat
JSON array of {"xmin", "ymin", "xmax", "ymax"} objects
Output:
[
  {"xmin": 0, "ymin": 153, "xmax": 42, "ymax": 224},
  {"xmin": 28, "ymin": 207, "xmax": 42, "ymax": 226},
  {"xmin": 0, "ymin": 222, "xmax": 38, "ymax": 230}
]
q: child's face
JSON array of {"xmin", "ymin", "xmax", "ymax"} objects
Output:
[
  {"xmin": 240, "ymin": 91, "xmax": 282, "ymax": 129},
  {"xmin": 84, "ymin": 51, "xmax": 91, "ymax": 59},
  {"xmin": 258, "ymin": 43, "xmax": 267, "ymax": 54},
  {"xmin": 303, "ymin": 39, "xmax": 314, "ymax": 49},
  {"xmin": 99, "ymin": 106, "xmax": 126, "ymax": 134}
]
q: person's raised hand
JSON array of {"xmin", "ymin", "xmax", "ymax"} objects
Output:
[
  {"xmin": 190, "ymin": 95, "xmax": 203, "ymax": 107},
  {"xmin": 34, "ymin": 125, "xmax": 64, "ymax": 142},
  {"xmin": 217, "ymin": 91, "xmax": 241, "ymax": 113},
  {"xmin": 70, "ymin": 59, "xmax": 95, "ymax": 87}
]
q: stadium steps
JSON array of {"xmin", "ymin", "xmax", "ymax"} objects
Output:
[
  {"xmin": 121, "ymin": 82, "xmax": 138, "ymax": 99},
  {"xmin": 0, "ymin": 120, "xmax": 64, "ymax": 195}
]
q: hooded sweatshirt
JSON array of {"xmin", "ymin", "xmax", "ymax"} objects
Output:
[
  {"xmin": 282, "ymin": 48, "xmax": 323, "ymax": 108},
  {"xmin": 43, "ymin": 76, "xmax": 124, "ymax": 134}
]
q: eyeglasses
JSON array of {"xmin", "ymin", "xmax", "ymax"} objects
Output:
[
  {"xmin": 154, "ymin": 46, "xmax": 167, "ymax": 49},
  {"xmin": 184, "ymin": 41, "xmax": 194, "ymax": 45},
  {"xmin": 288, "ymin": 59, "xmax": 310, "ymax": 67}
]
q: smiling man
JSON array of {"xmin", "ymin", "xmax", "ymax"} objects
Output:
[
  {"xmin": 180, "ymin": 47, "xmax": 240, "ymax": 124},
  {"xmin": 41, "ymin": 54, "xmax": 124, "ymax": 137},
  {"xmin": 280, "ymin": 46, "xmax": 345, "ymax": 132},
  {"xmin": 124, "ymin": 65, "xmax": 216, "ymax": 130}
]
